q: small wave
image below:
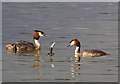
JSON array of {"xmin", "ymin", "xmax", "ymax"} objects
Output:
[
  {"xmin": 85, "ymin": 7, "xmax": 91, "ymax": 10},
  {"xmin": 105, "ymin": 33, "xmax": 111, "ymax": 35},
  {"xmin": 73, "ymin": 27, "xmax": 89, "ymax": 30},
  {"xmin": 51, "ymin": 28, "xmax": 61, "ymax": 30}
]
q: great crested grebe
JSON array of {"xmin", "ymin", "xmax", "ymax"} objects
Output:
[
  {"xmin": 67, "ymin": 39, "xmax": 108, "ymax": 57},
  {"xmin": 6, "ymin": 30, "xmax": 45, "ymax": 53}
]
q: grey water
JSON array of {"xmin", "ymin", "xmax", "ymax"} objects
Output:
[{"xmin": 2, "ymin": 2, "xmax": 118, "ymax": 82}]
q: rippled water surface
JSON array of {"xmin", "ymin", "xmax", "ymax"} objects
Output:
[{"xmin": 2, "ymin": 2, "xmax": 118, "ymax": 82}]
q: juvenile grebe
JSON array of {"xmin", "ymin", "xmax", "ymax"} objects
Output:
[
  {"xmin": 67, "ymin": 39, "xmax": 108, "ymax": 57},
  {"xmin": 6, "ymin": 30, "xmax": 45, "ymax": 53}
]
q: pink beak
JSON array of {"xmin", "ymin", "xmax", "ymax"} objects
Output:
[{"xmin": 67, "ymin": 44, "xmax": 70, "ymax": 47}]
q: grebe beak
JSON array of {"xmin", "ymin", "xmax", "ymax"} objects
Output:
[
  {"xmin": 43, "ymin": 33, "xmax": 46, "ymax": 36},
  {"xmin": 67, "ymin": 40, "xmax": 75, "ymax": 47},
  {"xmin": 67, "ymin": 44, "xmax": 70, "ymax": 47}
]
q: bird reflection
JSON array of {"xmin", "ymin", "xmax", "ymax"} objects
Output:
[
  {"xmin": 32, "ymin": 50, "xmax": 55, "ymax": 80},
  {"xmin": 32, "ymin": 50, "xmax": 42, "ymax": 80},
  {"xmin": 48, "ymin": 54, "xmax": 54, "ymax": 62},
  {"xmin": 75, "ymin": 55, "xmax": 81, "ymax": 63},
  {"xmin": 48, "ymin": 50, "xmax": 55, "ymax": 68},
  {"xmin": 70, "ymin": 54, "xmax": 81, "ymax": 81},
  {"xmin": 47, "ymin": 49, "xmax": 54, "ymax": 62}
]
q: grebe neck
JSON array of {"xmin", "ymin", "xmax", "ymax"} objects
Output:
[
  {"xmin": 75, "ymin": 40, "xmax": 81, "ymax": 54},
  {"xmin": 33, "ymin": 32, "xmax": 41, "ymax": 50},
  {"xmin": 34, "ymin": 39, "xmax": 40, "ymax": 50},
  {"xmin": 75, "ymin": 46, "xmax": 80, "ymax": 54}
]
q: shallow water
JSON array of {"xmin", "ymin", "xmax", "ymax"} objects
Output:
[{"xmin": 2, "ymin": 2, "xmax": 118, "ymax": 82}]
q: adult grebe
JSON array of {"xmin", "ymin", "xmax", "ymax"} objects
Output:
[
  {"xmin": 6, "ymin": 30, "xmax": 45, "ymax": 53},
  {"xmin": 67, "ymin": 39, "xmax": 108, "ymax": 57}
]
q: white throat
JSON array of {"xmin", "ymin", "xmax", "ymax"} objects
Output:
[{"xmin": 75, "ymin": 46, "xmax": 80, "ymax": 54}]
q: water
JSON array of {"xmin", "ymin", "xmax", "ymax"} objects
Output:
[{"xmin": 2, "ymin": 2, "xmax": 118, "ymax": 82}]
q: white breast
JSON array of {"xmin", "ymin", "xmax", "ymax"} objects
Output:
[{"xmin": 34, "ymin": 39, "xmax": 40, "ymax": 47}]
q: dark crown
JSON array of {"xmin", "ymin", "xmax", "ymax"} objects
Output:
[{"xmin": 34, "ymin": 30, "xmax": 45, "ymax": 34}]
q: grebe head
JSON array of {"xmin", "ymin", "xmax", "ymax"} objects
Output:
[
  {"xmin": 33, "ymin": 30, "xmax": 46, "ymax": 50},
  {"xmin": 34, "ymin": 30, "xmax": 45, "ymax": 39},
  {"xmin": 6, "ymin": 43, "xmax": 14, "ymax": 50},
  {"xmin": 68, "ymin": 39, "xmax": 81, "ymax": 47},
  {"xmin": 67, "ymin": 39, "xmax": 81, "ymax": 54},
  {"xmin": 6, "ymin": 43, "xmax": 15, "ymax": 52}
]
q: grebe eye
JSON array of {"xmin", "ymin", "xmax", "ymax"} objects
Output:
[
  {"xmin": 41, "ymin": 32, "xmax": 45, "ymax": 36},
  {"xmin": 39, "ymin": 32, "xmax": 45, "ymax": 36}
]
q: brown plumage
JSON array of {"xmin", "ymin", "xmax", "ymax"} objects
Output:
[{"xmin": 79, "ymin": 49, "xmax": 107, "ymax": 57}]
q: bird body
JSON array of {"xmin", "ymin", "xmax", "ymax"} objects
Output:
[
  {"xmin": 68, "ymin": 39, "xmax": 108, "ymax": 57},
  {"xmin": 6, "ymin": 30, "xmax": 45, "ymax": 53}
]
